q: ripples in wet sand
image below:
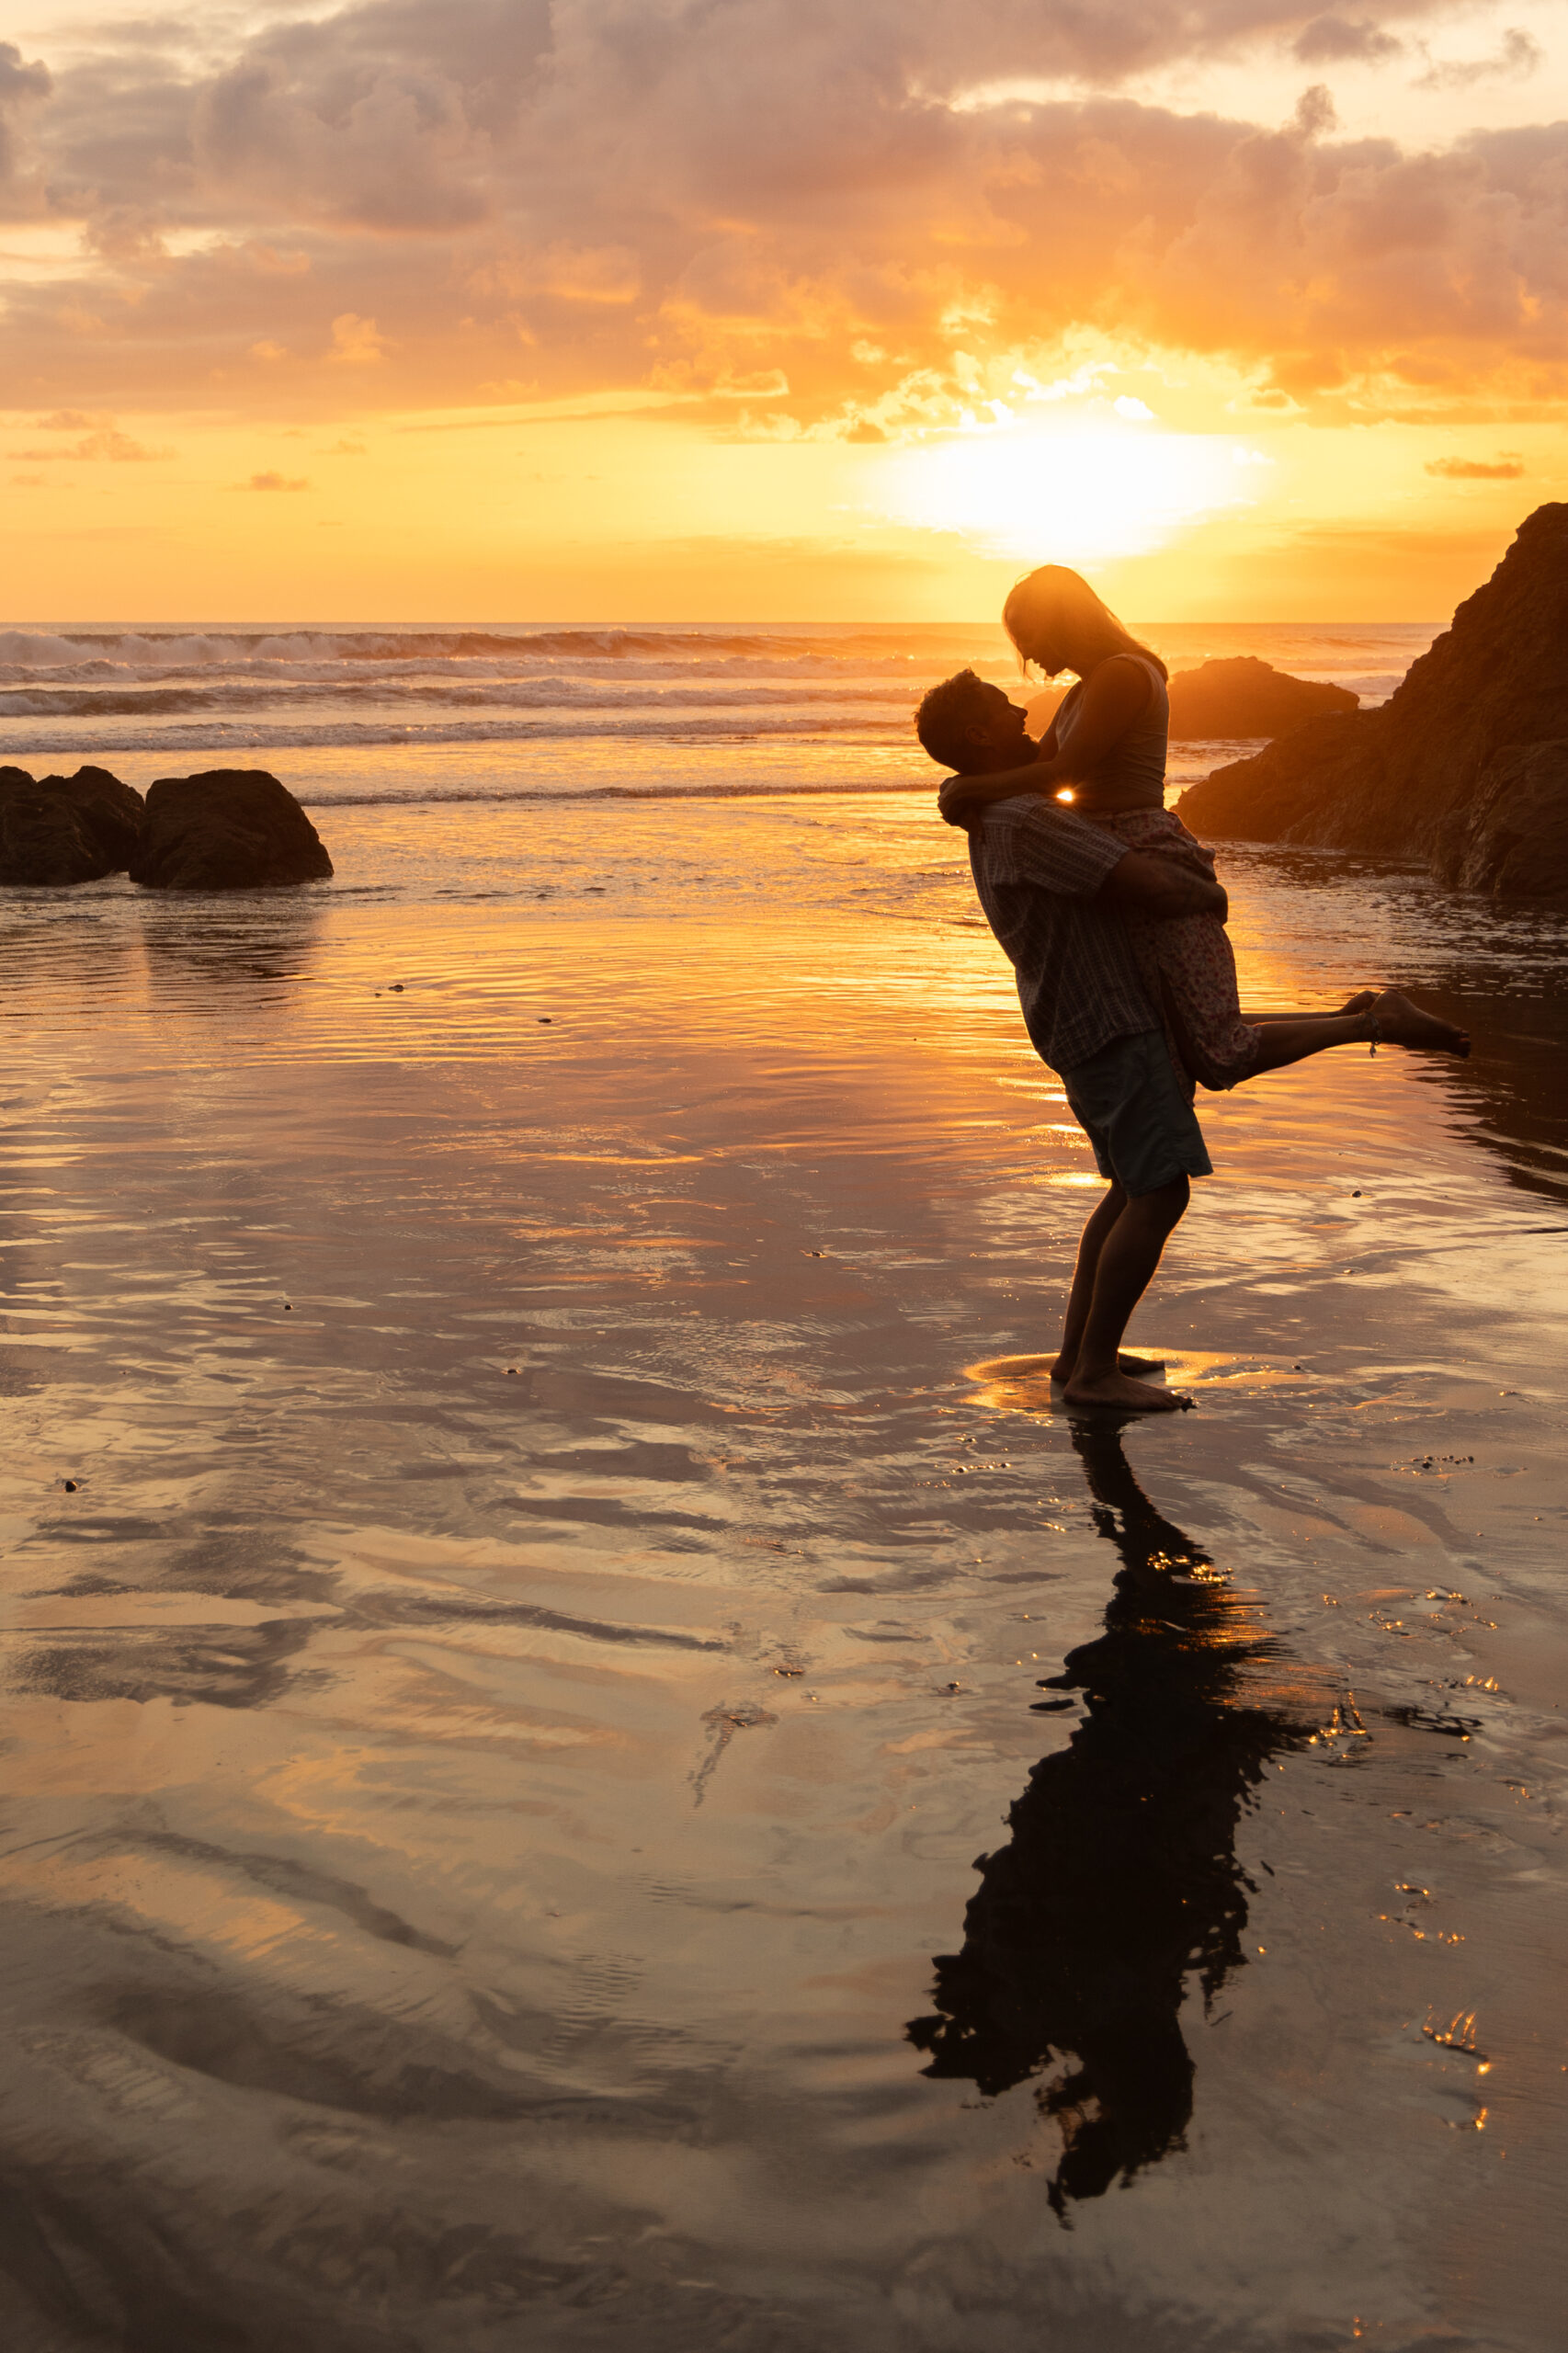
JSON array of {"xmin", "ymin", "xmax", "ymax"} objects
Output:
[{"xmin": 2, "ymin": 829, "xmax": 1566, "ymax": 2349}]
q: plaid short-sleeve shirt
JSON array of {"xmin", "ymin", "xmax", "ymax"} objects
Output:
[{"xmin": 965, "ymin": 796, "xmax": 1158, "ymax": 1074}]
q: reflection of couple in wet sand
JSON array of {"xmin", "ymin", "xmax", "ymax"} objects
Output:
[
  {"xmin": 917, "ymin": 566, "xmax": 1470, "ymax": 1412},
  {"xmin": 908, "ymin": 1424, "xmax": 1307, "ymax": 2214}
]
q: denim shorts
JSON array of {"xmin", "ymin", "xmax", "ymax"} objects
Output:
[{"xmin": 1060, "ymin": 1029, "xmax": 1213, "ymax": 1197}]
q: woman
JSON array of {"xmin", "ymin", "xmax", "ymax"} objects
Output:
[{"xmin": 936, "ymin": 566, "xmax": 1468, "ymax": 1083}]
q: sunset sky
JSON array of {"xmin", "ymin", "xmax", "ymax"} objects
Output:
[{"xmin": 2, "ymin": 0, "xmax": 1564, "ymax": 620}]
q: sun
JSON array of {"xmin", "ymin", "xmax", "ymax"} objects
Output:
[{"xmin": 873, "ymin": 419, "xmax": 1267, "ymax": 567}]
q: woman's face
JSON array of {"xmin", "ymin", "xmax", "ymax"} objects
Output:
[{"xmin": 1009, "ymin": 602, "xmax": 1068, "ymax": 676}]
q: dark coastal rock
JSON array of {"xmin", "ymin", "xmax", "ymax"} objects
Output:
[
  {"xmin": 1166, "ymin": 656, "xmax": 1357, "ymax": 739},
  {"xmin": 1025, "ymin": 655, "xmax": 1355, "ymax": 744},
  {"xmin": 128, "ymin": 770, "xmax": 333, "ymax": 892},
  {"xmin": 1432, "ymin": 741, "xmax": 1568, "ymax": 899},
  {"xmin": 0, "ymin": 764, "xmax": 144, "ymax": 886},
  {"xmin": 0, "ymin": 779, "xmax": 100, "ymax": 886},
  {"xmin": 1177, "ymin": 504, "xmax": 1568, "ymax": 896},
  {"xmin": 46, "ymin": 766, "xmax": 147, "ymax": 870}
]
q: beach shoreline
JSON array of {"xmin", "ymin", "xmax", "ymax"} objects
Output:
[{"xmin": 3, "ymin": 841, "xmax": 1566, "ymax": 2345}]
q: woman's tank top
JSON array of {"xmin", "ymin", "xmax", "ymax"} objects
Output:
[{"xmin": 1052, "ymin": 653, "xmax": 1168, "ymax": 813}]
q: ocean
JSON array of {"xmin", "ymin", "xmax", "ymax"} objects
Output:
[
  {"xmin": 0, "ymin": 615, "xmax": 1439, "ymax": 920},
  {"xmin": 0, "ymin": 615, "xmax": 1436, "ymax": 819}
]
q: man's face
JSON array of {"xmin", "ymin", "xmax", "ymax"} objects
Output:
[{"xmin": 966, "ymin": 681, "xmax": 1032, "ymax": 766}]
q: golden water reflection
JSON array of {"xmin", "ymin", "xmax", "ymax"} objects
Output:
[{"xmin": 965, "ymin": 1351, "xmax": 1314, "ymax": 1414}]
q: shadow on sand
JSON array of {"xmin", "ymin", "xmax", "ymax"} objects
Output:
[{"xmin": 908, "ymin": 1422, "xmax": 1313, "ymax": 2216}]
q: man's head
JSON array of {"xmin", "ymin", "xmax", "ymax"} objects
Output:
[{"xmin": 915, "ymin": 669, "xmax": 1032, "ymax": 775}]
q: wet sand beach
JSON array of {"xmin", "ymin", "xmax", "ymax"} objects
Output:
[{"xmin": 3, "ymin": 791, "xmax": 1567, "ymax": 2350}]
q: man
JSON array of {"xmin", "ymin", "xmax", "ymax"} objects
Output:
[{"xmin": 916, "ymin": 668, "xmax": 1231, "ymax": 1415}]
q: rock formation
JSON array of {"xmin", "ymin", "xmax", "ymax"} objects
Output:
[
  {"xmin": 1026, "ymin": 655, "xmax": 1356, "ymax": 744},
  {"xmin": 0, "ymin": 765, "xmax": 145, "ymax": 886},
  {"xmin": 128, "ymin": 770, "xmax": 333, "ymax": 891},
  {"xmin": 1431, "ymin": 740, "xmax": 1568, "ymax": 899},
  {"xmin": 1167, "ymin": 656, "xmax": 1357, "ymax": 738},
  {"xmin": 1177, "ymin": 504, "xmax": 1568, "ymax": 897}
]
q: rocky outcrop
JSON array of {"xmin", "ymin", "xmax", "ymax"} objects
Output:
[
  {"xmin": 1166, "ymin": 656, "xmax": 1357, "ymax": 738},
  {"xmin": 0, "ymin": 764, "xmax": 145, "ymax": 886},
  {"xmin": 1, "ymin": 774, "xmax": 103, "ymax": 887},
  {"xmin": 128, "ymin": 770, "xmax": 333, "ymax": 891},
  {"xmin": 1177, "ymin": 504, "xmax": 1568, "ymax": 896},
  {"xmin": 1432, "ymin": 740, "xmax": 1568, "ymax": 898},
  {"xmin": 1027, "ymin": 654, "xmax": 1356, "ymax": 744}
]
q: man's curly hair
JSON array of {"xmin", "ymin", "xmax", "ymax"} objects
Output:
[{"xmin": 915, "ymin": 667, "xmax": 994, "ymax": 773}]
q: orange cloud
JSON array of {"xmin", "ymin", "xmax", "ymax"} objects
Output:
[
  {"xmin": 0, "ymin": 0, "xmax": 1563, "ymax": 443},
  {"xmin": 8, "ymin": 409, "xmax": 167, "ymax": 459},
  {"xmin": 328, "ymin": 311, "xmax": 387, "ymax": 364}
]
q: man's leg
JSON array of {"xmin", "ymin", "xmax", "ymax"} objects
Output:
[
  {"xmin": 1051, "ymin": 1182, "xmax": 1165, "ymax": 1383},
  {"xmin": 1051, "ymin": 1182, "xmax": 1122, "ymax": 1382},
  {"xmin": 1062, "ymin": 1177, "xmax": 1191, "ymax": 1413}
]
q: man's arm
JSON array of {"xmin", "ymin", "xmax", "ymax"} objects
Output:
[
  {"xmin": 937, "ymin": 663, "xmax": 1153, "ymax": 824},
  {"xmin": 937, "ymin": 762, "xmax": 1044, "ymax": 825},
  {"xmin": 976, "ymin": 794, "xmax": 1224, "ymax": 921},
  {"xmin": 1100, "ymin": 849, "xmax": 1228, "ymax": 925}
]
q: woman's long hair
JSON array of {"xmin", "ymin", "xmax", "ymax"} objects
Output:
[{"xmin": 1003, "ymin": 565, "xmax": 1168, "ymax": 683}]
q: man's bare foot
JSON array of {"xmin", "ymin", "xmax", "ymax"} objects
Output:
[
  {"xmin": 1062, "ymin": 1370, "xmax": 1190, "ymax": 1413},
  {"xmin": 1370, "ymin": 988, "xmax": 1471, "ymax": 1057},
  {"xmin": 1337, "ymin": 989, "xmax": 1378, "ymax": 1016},
  {"xmin": 1050, "ymin": 1350, "xmax": 1165, "ymax": 1382}
]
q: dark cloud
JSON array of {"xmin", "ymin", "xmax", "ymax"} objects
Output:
[
  {"xmin": 1414, "ymin": 27, "xmax": 1543, "ymax": 90},
  {"xmin": 1293, "ymin": 16, "xmax": 1402, "ymax": 64},
  {"xmin": 1425, "ymin": 453, "xmax": 1526, "ymax": 477},
  {"xmin": 0, "ymin": 40, "xmax": 51, "ymax": 107},
  {"xmin": 1292, "ymin": 82, "xmax": 1338, "ymax": 135},
  {"xmin": 0, "ymin": 1, "xmax": 1563, "ymax": 427},
  {"xmin": 0, "ymin": 39, "xmax": 52, "ymax": 199}
]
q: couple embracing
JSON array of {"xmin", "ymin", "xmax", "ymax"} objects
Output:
[{"xmin": 917, "ymin": 567, "xmax": 1469, "ymax": 1414}]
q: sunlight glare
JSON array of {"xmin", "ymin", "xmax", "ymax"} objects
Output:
[{"xmin": 877, "ymin": 423, "xmax": 1259, "ymax": 565}]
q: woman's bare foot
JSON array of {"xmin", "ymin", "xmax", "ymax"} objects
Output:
[
  {"xmin": 1062, "ymin": 1370, "xmax": 1190, "ymax": 1413},
  {"xmin": 1370, "ymin": 988, "xmax": 1471, "ymax": 1057},
  {"xmin": 1337, "ymin": 989, "xmax": 1378, "ymax": 1016},
  {"xmin": 1050, "ymin": 1350, "xmax": 1165, "ymax": 1382}
]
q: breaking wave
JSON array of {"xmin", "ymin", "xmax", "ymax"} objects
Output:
[{"xmin": 0, "ymin": 620, "xmax": 1437, "ymax": 768}]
